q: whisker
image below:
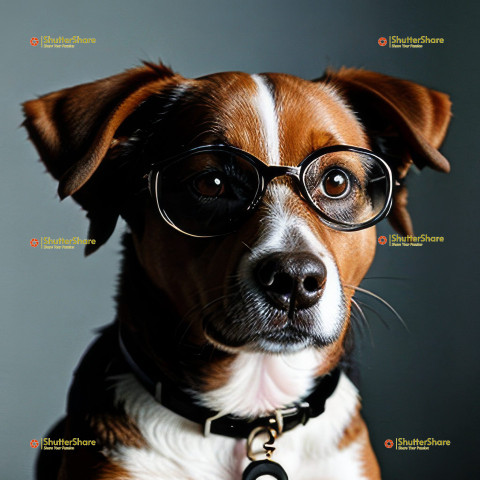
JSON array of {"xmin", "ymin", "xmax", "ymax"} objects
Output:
[
  {"xmin": 351, "ymin": 298, "xmax": 374, "ymax": 347},
  {"xmin": 176, "ymin": 284, "xmax": 243, "ymax": 348},
  {"xmin": 242, "ymin": 241, "xmax": 253, "ymax": 252},
  {"xmin": 346, "ymin": 284, "xmax": 409, "ymax": 333},
  {"xmin": 361, "ymin": 276, "xmax": 407, "ymax": 282},
  {"xmin": 180, "ymin": 286, "xmax": 225, "ymax": 320},
  {"xmin": 350, "ymin": 298, "xmax": 367, "ymax": 327},
  {"xmin": 175, "ymin": 287, "xmax": 232, "ymax": 347},
  {"xmin": 355, "ymin": 300, "xmax": 390, "ymax": 329}
]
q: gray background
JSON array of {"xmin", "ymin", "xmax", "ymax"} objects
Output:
[{"xmin": 2, "ymin": 0, "xmax": 479, "ymax": 478}]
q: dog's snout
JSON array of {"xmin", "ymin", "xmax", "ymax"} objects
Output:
[{"xmin": 255, "ymin": 252, "xmax": 326, "ymax": 314}]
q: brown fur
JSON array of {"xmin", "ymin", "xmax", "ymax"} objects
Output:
[
  {"xmin": 23, "ymin": 62, "xmax": 451, "ymax": 480},
  {"xmin": 57, "ymin": 446, "xmax": 130, "ymax": 480},
  {"xmin": 337, "ymin": 410, "xmax": 381, "ymax": 479},
  {"xmin": 90, "ymin": 413, "xmax": 147, "ymax": 450}
]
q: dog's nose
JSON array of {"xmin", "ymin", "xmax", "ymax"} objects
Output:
[{"xmin": 255, "ymin": 252, "xmax": 326, "ymax": 314}]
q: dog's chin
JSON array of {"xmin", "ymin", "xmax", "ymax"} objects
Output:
[
  {"xmin": 250, "ymin": 337, "xmax": 311, "ymax": 354},
  {"xmin": 204, "ymin": 324, "xmax": 331, "ymax": 355}
]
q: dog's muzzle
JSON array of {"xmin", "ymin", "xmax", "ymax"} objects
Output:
[{"xmin": 203, "ymin": 249, "xmax": 343, "ymax": 353}]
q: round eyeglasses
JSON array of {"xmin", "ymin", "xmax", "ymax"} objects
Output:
[{"xmin": 148, "ymin": 144, "xmax": 393, "ymax": 238}]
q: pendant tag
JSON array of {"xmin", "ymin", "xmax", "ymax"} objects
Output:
[
  {"xmin": 242, "ymin": 459, "xmax": 289, "ymax": 480},
  {"xmin": 243, "ymin": 425, "xmax": 289, "ymax": 479}
]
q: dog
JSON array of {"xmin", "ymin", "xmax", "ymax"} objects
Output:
[{"xmin": 23, "ymin": 62, "xmax": 451, "ymax": 480}]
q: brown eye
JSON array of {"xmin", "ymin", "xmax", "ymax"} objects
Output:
[
  {"xmin": 322, "ymin": 169, "xmax": 350, "ymax": 198},
  {"xmin": 194, "ymin": 172, "xmax": 225, "ymax": 197}
]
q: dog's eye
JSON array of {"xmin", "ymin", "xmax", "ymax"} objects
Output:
[
  {"xmin": 193, "ymin": 171, "xmax": 226, "ymax": 197},
  {"xmin": 321, "ymin": 169, "xmax": 350, "ymax": 198}
]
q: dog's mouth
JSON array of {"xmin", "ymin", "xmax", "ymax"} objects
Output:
[{"xmin": 203, "ymin": 312, "xmax": 336, "ymax": 354}]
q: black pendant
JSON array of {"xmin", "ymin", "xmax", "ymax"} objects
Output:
[{"xmin": 242, "ymin": 459, "xmax": 289, "ymax": 480}]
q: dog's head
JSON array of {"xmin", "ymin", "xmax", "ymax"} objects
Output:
[{"xmin": 23, "ymin": 63, "xmax": 451, "ymax": 407}]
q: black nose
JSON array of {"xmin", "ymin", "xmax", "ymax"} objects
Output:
[{"xmin": 255, "ymin": 252, "xmax": 327, "ymax": 316}]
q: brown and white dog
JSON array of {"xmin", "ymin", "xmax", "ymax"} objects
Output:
[{"xmin": 23, "ymin": 62, "xmax": 451, "ymax": 480}]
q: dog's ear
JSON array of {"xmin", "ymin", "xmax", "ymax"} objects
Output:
[
  {"xmin": 23, "ymin": 62, "xmax": 179, "ymax": 254},
  {"xmin": 318, "ymin": 68, "xmax": 452, "ymax": 235}
]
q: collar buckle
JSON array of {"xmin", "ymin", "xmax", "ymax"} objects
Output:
[
  {"xmin": 273, "ymin": 401, "xmax": 311, "ymax": 433},
  {"xmin": 203, "ymin": 400, "xmax": 312, "ymax": 438}
]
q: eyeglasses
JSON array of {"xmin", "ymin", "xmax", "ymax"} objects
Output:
[{"xmin": 148, "ymin": 144, "xmax": 393, "ymax": 238}]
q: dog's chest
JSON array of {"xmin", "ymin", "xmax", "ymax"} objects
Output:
[{"xmin": 109, "ymin": 373, "xmax": 367, "ymax": 479}]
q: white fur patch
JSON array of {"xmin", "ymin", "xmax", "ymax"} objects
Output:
[
  {"xmin": 198, "ymin": 349, "xmax": 324, "ymax": 417},
  {"xmin": 111, "ymin": 372, "xmax": 363, "ymax": 479},
  {"xmin": 245, "ymin": 183, "xmax": 345, "ymax": 341},
  {"xmin": 251, "ymin": 74, "xmax": 281, "ymax": 165},
  {"xmin": 111, "ymin": 374, "xmax": 241, "ymax": 479}
]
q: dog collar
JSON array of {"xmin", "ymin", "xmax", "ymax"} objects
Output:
[{"xmin": 119, "ymin": 326, "xmax": 341, "ymax": 439}]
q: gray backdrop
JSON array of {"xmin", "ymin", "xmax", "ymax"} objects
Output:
[{"xmin": 2, "ymin": 0, "xmax": 479, "ymax": 478}]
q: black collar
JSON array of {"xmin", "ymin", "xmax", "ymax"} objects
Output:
[{"xmin": 119, "ymin": 326, "xmax": 341, "ymax": 439}]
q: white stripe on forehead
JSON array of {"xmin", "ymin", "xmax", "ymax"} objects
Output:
[{"xmin": 251, "ymin": 74, "xmax": 281, "ymax": 165}]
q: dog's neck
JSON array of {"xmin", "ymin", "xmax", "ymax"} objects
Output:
[{"xmin": 116, "ymin": 233, "xmax": 343, "ymax": 418}]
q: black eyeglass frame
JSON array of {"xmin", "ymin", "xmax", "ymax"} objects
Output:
[{"xmin": 148, "ymin": 144, "xmax": 393, "ymax": 238}]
